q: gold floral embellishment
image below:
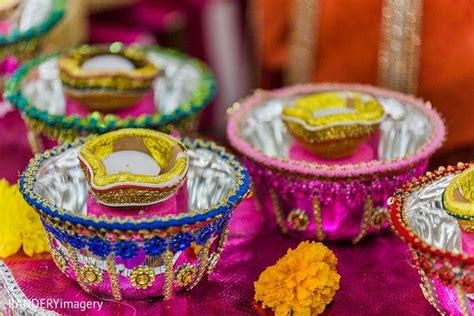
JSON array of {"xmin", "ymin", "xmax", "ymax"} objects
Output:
[{"xmin": 130, "ymin": 265, "xmax": 155, "ymax": 289}]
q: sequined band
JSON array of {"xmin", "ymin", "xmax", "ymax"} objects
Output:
[
  {"xmin": 285, "ymin": 0, "xmax": 320, "ymax": 84},
  {"xmin": 0, "ymin": 0, "xmax": 65, "ymax": 48},
  {"xmin": 378, "ymin": 0, "xmax": 423, "ymax": 94}
]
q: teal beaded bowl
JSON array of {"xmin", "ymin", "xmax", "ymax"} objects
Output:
[
  {"xmin": 18, "ymin": 136, "xmax": 250, "ymax": 300},
  {"xmin": 0, "ymin": 0, "xmax": 65, "ymax": 59},
  {"xmin": 5, "ymin": 44, "xmax": 216, "ymax": 151}
]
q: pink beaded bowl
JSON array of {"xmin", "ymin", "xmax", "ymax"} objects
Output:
[
  {"xmin": 390, "ymin": 162, "xmax": 474, "ymax": 315},
  {"xmin": 227, "ymin": 83, "xmax": 445, "ymax": 242}
]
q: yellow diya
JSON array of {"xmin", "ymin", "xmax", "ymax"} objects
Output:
[
  {"xmin": 281, "ymin": 92, "xmax": 385, "ymax": 159},
  {"xmin": 59, "ymin": 43, "xmax": 159, "ymax": 112},
  {"xmin": 443, "ymin": 166, "xmax": 474, "ymax": 232},
  {"xmin": 79, "ymin": 129, "xmax": 188, "ymax": 207}
]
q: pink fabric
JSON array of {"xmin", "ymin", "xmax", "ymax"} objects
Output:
[
  {"xmin": 461, "ymin": 231, "xmax": 474, "ymax": 256},
  {"xmin": 289, "ymin": 142, "xmax": 375, "ymax": 165},
  {"xmin": 3, "ymin": 198, "xmax": 436, "ymax": 315},
  {"xmin": 65, "ymin": 92, "xmax": 157, "ymax": 118},
  {"xmin": 433, "ymin": 278, "xmax": 474, "ymax": 315},
  {"xmin": 86, "ymin": 183, "xmax": 189, "ymax": 218}
]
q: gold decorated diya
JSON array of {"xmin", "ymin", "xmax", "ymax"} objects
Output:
[
  {"xmin": 79, "ymin": 129, "xmax": 188, "ymax": 207},
  {"xmin": 59, "ymin": 43, "xmax": 159, "ymax": 112},
  {"xmin": 443, "ymin": 166, "xmax": 474, "ymax": 232},
  {"xmin": 281, "ymin": 92, "xmax": 385, "ymax": 159}
]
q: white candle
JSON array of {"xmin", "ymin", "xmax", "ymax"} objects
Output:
[
  {"xmin": 103, "ymin": 150, "xmax": 161, "ymax": 176},
  {"xmin": 312, "ymin": 107, "xmax": 356, "ymax": 117},
  {"xmin": 81, "ymin": 55, "xmax": 135, "ymax": 72}
]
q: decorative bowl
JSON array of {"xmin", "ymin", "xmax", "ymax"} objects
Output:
[
  {"xmin": 390, "ymin": 162, "xmax": 474, "ymax": 315},
  {"xmin": 281, "ymin": 91, "xmax": 385, "ymax": 159},
  {"xmin": 19, "ymin": 136, "xmax": 250, "ymax": 300},
  {"xmin": 59, "ymin": 44, "xmax": 160, "ymax": 112},
  {"xmin": 0, "ymin": 0, "xmax": 64, "ymax": 59},
  {"xmin": 79, "ymin": 129, "xmax": 188, "ymax": 207},
  {"xmin": 5, "ymin": 45, "xmax": 216, "ymax": 152},
  {"xmin": 227, "ymin": 83, "xmax": 445, "ymax": 242}
]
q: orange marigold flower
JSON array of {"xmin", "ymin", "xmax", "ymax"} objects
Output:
[{"xmin": 254, "ymin": 241, "xmax": 340, "ymax": 316}]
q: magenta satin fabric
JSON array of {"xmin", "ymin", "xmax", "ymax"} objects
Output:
[
  {"xmin": 0, "ymin": 110, "xmax": 437, "ymax": 315},
  {"xmin": 4, "ymin": 198, "xmax": 436, "ymax": 315}
]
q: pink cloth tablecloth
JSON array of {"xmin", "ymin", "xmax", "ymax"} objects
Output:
[{"xmin": 0, "ymin": 110, "xmax": 436, "ymax": 315}]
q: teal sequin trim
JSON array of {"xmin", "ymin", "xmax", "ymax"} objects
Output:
[{"xmin": 0, "ymin": 0, "xmax": 65, "ymax": 47}]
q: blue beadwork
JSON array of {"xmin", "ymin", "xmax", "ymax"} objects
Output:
[
  {"xmin": 114, "ymin": 240, "xmax": 138, "ymax": 259},
  {"xmin": 87, "ymin": 237, "xmax": 111, "ymax": 258},
  {"xmin": 143, "ymin": 237, "xmax": 167, "ymax": 256},
  {"xmin": 195, "ymin": 226, "xmax": 214, "ymax": 246},
  {"xmin": 66, "ymin": 234, "xmax": 86, "ymax": 249},
  {"xmin": 170, "ymin": 233, "xmax": 193, "ymax": 252}
]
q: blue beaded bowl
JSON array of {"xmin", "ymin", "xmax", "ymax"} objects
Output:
[{"xmin": 19, "ymin": 136, "xmax": 250, "ymax": 300}]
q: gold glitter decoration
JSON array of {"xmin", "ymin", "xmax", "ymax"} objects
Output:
[
  {"xmin": 189, "ymin": 239, "xmax": 212, "ymax": 290},
  {"xmin": 285, "ymin": 0, "xmax": 320, "ymax": 84},
  {"xmin": 130, "ymin": 265, "xmax": 155, "ymax": 290},
  {"xmin": 79, "ymin": 129, "xmax": 188, "ymax": 207},
  {"xmin": 378, "ymin": 0, "xmax": 423, "ymax": 94},
  {"xmin": 207, "ymin": 227, "xmax": 229, "ymax": 275},
  {"xmin": 456, "ymin": 284, "xmax": 470, "ymax": 316},
  {"xmin": 352, "ymin": 196, "xmax": 387, "ymax": 244},
  {"xmin": 50, "ymin": 249, "xmax": 67, "ymax": 273},
  {"xmin": 312, "ymin": 195, "xmax": 325, "ymax": 241},
  {"xmin": 163, "ymin": 250, "xmax": 174, "ymax": 299},
  {"xmin": 66, "ymin": 244, "xmax": 90, "ymax": 293},
  {"xmin": 25, "ymin": 118, "xmax": 44, "ymax": 154},
  {"xmin": 283, "ymin": 92, "xmax": 384, "ymax": 126},
  {"xmin": 282, "ymin": 92, "xmax": 384, "ymax": 159},
  {"xmin": 269, "ymin": 188, "xmax": 288, "ymax": 234},
  {"xmin": 175, "ymin": 263, "xmax": 196, "ymax": 288},
  {"xmin": 78, "ymin": 265, "xmax": 103, "ymax": 286},
  {"xmin": 353, "ymin": 197, "xmax": 373, "ymax": 244},
  {"xmin": 443, "ymin": 166, "xmax": 474, "ymax": 220},
  {"xmin": 106, "ymin": 254, "xmax": 122, "ymax": 301},
  {"xmin": 287, "ymin": 209, "xmax": 310, "ymax": 231}
]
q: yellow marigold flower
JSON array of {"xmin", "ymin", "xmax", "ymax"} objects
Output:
[
  {"xmin": 0, "ymin": 179, "xmax": 49, "ymax": 258},
  {"xmin": 254, "ymin": 241, "xmax": 340, "ymax": 316}
]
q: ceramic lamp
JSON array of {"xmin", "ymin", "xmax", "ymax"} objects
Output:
[
  {"xmin": 79, "ymin": 129, "xmax": 189, "ymax": 208},
  {"xmin": 281, "ymin": 91, "xmax": 384, "ymax": 159},
  {"xmin": 443, "ymin": 166, "xmax": 474, "ymax": 255},
  {"xmin": 58, "ymin": 43, "xmax": 159, "ymax": 112}
]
